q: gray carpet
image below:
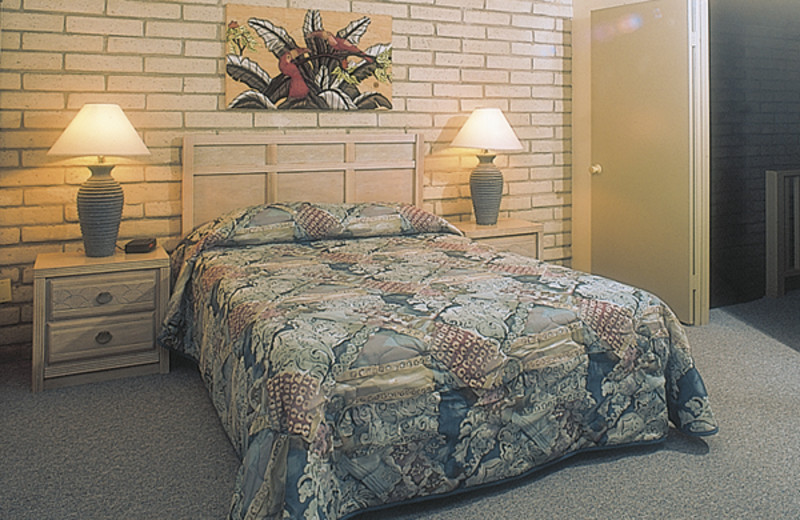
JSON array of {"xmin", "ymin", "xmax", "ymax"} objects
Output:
[
  {"xmin": 2, "ymin": 293, "xmax": 799, "ymax": 519},
  {"xmin": 0, "ymin": 356, "xmax": 240, "ymax": 520}
]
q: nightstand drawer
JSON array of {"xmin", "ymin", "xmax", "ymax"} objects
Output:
[
  {"xmin": 46, "ymin": 311, "xmax": 158, "ymax": 365},
  {"xmin": 48, "ymin": 270, "xmax": 157, "ymax": 320}
]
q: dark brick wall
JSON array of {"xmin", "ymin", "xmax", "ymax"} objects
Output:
[{"xmin": 710, "ymin": 0, "xmax": 800, "ymax": 305}]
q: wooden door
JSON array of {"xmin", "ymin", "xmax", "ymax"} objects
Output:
[{"xmin": 573, "ymin": 0, "xmax": 709, "ymax": 324}]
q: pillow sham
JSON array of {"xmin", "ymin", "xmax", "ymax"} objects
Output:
[{"xmin": 220, "ymin": 201, "xmax": 462, "ymax": 246}]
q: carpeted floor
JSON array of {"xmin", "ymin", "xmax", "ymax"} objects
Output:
[
  {"xmin": 1, "ymin": 293, "xmax": 799, "ymax": 519},
  {"xmin": 0, "ymin": 355, "xmax": 240, "ymax": 520},
  {"xmin": 719, "ymin": 290, "xmax": 800, "ymax": 354}
]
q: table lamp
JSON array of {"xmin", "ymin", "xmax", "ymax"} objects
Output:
[
  {"xmin": 450, "ymin": 107, "xmax": 522, "ymax": 225},
  {"xmin": 48, "ymin": 104, "xmax": 150, "ymax": 257}
]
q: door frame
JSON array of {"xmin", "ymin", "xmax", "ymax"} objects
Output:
[{"xmin": 572, "ymin": 0, "xmax": 710, "ymax": 325}]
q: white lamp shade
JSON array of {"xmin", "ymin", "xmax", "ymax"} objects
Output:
[
  {"xmin": 47, "ymin": 104, "xmax": 150, "ymax": 158},
  {"xmin": 450, "ymin": 107, "xmax": 523, "ymax": 152}
]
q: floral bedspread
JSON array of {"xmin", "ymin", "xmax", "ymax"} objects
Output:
[{"xmin": 159, "ymin": 202, "xmax": 717, "ymax": 520}]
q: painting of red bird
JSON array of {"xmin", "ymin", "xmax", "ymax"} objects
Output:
[{"xmin": 225, "ymin": 6, "xmax": 392, "ymax": 111}]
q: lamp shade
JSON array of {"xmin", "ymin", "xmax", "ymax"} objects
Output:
[
  {"xmin": 48, "ymin": 104, "xmax": 149, "ymax": 158},
  {"xmin": 450, "ymin": 108, "xmax": 523, "ymax": 152}
]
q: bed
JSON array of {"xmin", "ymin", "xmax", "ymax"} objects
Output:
[{"xmin": 159, "ymin": 132, "xmax": 717, "ymax": 520}]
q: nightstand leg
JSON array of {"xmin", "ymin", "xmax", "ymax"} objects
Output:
[{"xmin": 32, "ymin": 278, "xmax": 46, "ymax": 392}]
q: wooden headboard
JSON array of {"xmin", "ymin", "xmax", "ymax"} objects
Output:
[{"xmin": 181, "ymin": 132, "xmax": 424, "ymax": 236}]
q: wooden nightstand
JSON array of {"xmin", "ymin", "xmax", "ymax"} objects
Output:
[
  {"xmin": 457, "ymin": 218, "xmax": 544, "ymax": 259},
  {"xmin": 32, "ymin": 247, "xmax": 170, "ymax": 392}
]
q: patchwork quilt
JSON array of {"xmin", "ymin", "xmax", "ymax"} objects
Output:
[{"xmin": 159, "ymin": 202, "xmax": 717, "ymax": 520}]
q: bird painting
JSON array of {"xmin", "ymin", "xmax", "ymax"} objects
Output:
[{"xmin": 225, "ymin": 8, "xmax": 392, "ymax": 111}]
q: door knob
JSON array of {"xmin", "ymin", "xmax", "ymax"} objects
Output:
[{"xmin": 589, "ymin": 163, "xmax": 603, "ymax": 175}]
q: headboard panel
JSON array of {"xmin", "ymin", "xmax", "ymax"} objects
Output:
[{"xmin": 181, "ymin": 132, "xmax": 424, "ymax": 236}]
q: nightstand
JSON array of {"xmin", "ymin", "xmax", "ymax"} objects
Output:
[
  {"xmin": 457, "ymin": 218, "xmax": 544, "ymax": 259},
  {"xmin": 32, "ymin": 247, "xmax": 170, "ymax": 392}
]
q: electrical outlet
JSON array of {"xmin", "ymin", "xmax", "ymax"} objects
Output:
[{"xmin": 0, "ymin": 278, "xmax": 11, "ymax": 303}]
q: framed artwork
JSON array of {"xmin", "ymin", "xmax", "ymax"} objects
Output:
[{"xmin": 225, "ymin": 6, "xmax": 392, "ymax": 110}]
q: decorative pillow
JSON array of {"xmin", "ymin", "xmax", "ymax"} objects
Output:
[
  {"xmin": 221, "ymin": 205, "xmax": 296, "ymax": 246},
  {"xmin": 222, "ymin": 201, "xmax": 462, "ymax": 246}
]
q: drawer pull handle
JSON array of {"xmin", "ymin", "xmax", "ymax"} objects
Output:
[
  {"xmin": 95, "ymin": 331, "xmax": 113, "ymax": 345},
  {"xmin": 96, "ymin": 291, "xmax": 113, "ymax": 305}
]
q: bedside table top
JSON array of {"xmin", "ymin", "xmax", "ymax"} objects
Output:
[
  {"xmin": 34, "ymin": 247, "xmax": 169, "ymax": 278},
  {"xmin": 457, "ymin": 218, "xmax": 543, "ymax": 239}
]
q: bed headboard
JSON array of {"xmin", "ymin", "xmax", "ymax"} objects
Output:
[{"xmin": 181, "ymin": 132, "xmax": 424, "ymax": 236}]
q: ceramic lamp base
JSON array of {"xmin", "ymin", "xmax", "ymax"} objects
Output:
[
  {"xmin": 77, "ymin": 164, "xmax": 123, "ymax": 257},
  {"xmin": 469, "ymin": 154, "xmax": 503, "ymax": 225}
]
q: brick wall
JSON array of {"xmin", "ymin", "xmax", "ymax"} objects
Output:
[
  {"xmin": 710, "ymin": 1, "xmax": 800, "ymax": 305},
  {"xmin": 0, "ymin": 0, "xmax": 573, "ymax": 357}
]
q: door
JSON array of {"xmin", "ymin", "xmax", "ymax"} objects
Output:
[{"xmin": 573, "ymin": 0, "xmax": 709, "ymax": 324}]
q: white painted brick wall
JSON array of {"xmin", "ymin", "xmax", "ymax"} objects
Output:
[{"xmin": 0, "ymin": 0, "xmax": 573, "ymax": 353}]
